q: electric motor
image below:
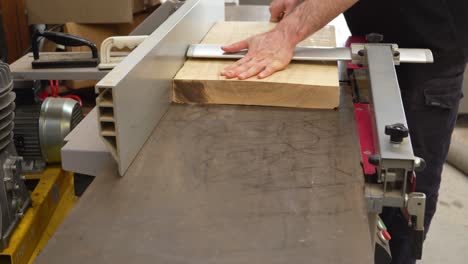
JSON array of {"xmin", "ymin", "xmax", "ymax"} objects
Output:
[{"xmin": 14, "ymin": 97, "xmax": 83, "ymax": 163}]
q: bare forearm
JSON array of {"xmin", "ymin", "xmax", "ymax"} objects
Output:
[
  {"xmin": 220, "ymin": 0, "xmax": 358, "ymax": 79},
  {"xmin": 276, "ymin": 0, "xmax": 358, "ymax": 46}
]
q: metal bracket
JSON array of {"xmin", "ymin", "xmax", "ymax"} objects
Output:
[
  {"xmin": 0, "ymin": 153, "xmax": 31, "ymax": 251},
  {"xmin": 351, "ymin": 43, "xmax": 400, "ymax": 65},
  {"xmin": 406, "ymin": 192, "xmax": 426, "ymax": 259},
  {"xmin": 406, "ymin": 192, "xmax": 426, "ymax": 232}
]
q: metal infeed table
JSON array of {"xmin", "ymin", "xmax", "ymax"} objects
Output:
[{"xmin": 35, "ymin": 100, "xmax": 373, "ymax": 264}]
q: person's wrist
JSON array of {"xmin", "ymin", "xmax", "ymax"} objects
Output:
[{"xmin": 274, "ymin": 23, "xmax": 303, "ymax": 49}]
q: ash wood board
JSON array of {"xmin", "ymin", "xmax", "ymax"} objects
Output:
[{"xmin": 173, "ymin": 21, "xmax": 340, "ymax": 109}]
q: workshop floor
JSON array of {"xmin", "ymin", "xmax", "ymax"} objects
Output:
[{"xmin": 423, "ymin": 121, "xmax": 468, "ymax": 264}]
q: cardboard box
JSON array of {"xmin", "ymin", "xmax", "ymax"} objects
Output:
[
  {"xmin": 63, "ymin": 12, "xmax": 150, "ymax": 51},
  {"xmin": 26, "ymin": 0, "xmax": 160, "ymax": 24}
]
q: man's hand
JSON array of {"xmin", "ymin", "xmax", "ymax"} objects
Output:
[
  {"xmin": 220, "ymin": 0, "xmax": 358, "ymax": 80},
  {"xmin": 270, "ymin": 0, "xmax": 302, "ymax": 22},
  {"xmin": 219, "ymin": 0, "xmax": 301, "ymax": 80},
  {"xmin": 220, "ymin": 29, "xmax": 295, "ymax": 80}
]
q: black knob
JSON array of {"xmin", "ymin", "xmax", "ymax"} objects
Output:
[
  {"xmin": 385, "ymin": 123, "xmax": 409, "ymax": 143},
  {"xmin": 368, "ymin": 155, "xmax": 380, "ymax": 166},
  {"xmin": 366, "ymin": 33, "xmax": 384, "ymax": 43}
]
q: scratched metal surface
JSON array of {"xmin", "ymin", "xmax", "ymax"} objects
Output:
[
  {"xmin": 35, "ymin": 88, "xmax": 372, "ymax": 264},
  {"xmin": 34, "ymin": 5, "xmax": 373, "ymax": 264}
]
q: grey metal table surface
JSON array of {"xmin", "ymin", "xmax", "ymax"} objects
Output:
[
  {"xmin": 35, "ymin": 94, "xmax": 373, "ymax": 264},
  {"xmin": 34, "ymin": 4, "xmax": 373, "ymax": 264}
]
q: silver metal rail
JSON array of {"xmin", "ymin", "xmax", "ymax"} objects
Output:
[
  {"xmin": 187, "ymin": 43, "xmax": 434, "ymax": 64},
  {"xmin": 366, "ymin": 45, "xmax": 415, "ymax": 187},
  {"xmin": 187, "ymin": 44, "xmax": 352, "ymax": 61}
]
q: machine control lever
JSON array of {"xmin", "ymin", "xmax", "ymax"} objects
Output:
[{"xmin": 385, "ymin": 123, "xmax": 409, "ymax": 143}]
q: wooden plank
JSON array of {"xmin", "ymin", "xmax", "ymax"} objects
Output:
[{"xmin": 173, "ymin": 22, "xmax": 340, "ymax": 109}]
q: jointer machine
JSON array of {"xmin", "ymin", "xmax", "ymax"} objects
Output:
[
  {"xmin": 186, "ymin": 32, "xmax": 431, "ymax": 261},
  {"xmin": 5, "ymin": 1, "xmax": 433, "ymax": 263}
]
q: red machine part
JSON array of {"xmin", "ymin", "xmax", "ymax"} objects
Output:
[
  {"xmin": 354, "ymin": 103, "xmax": 377, "ymax": 176},
  {"xmin": 42, "ymin": 80, "xmax": 83, "ymax": 106}
]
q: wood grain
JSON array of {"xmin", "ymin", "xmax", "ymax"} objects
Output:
[
  {"xmin": 173, "ymin": 22, "xmax": 340, "ymax": 109},
  {"xmin": 0, "ymin": 0, "xmax": 30, "ymax": 63}
]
